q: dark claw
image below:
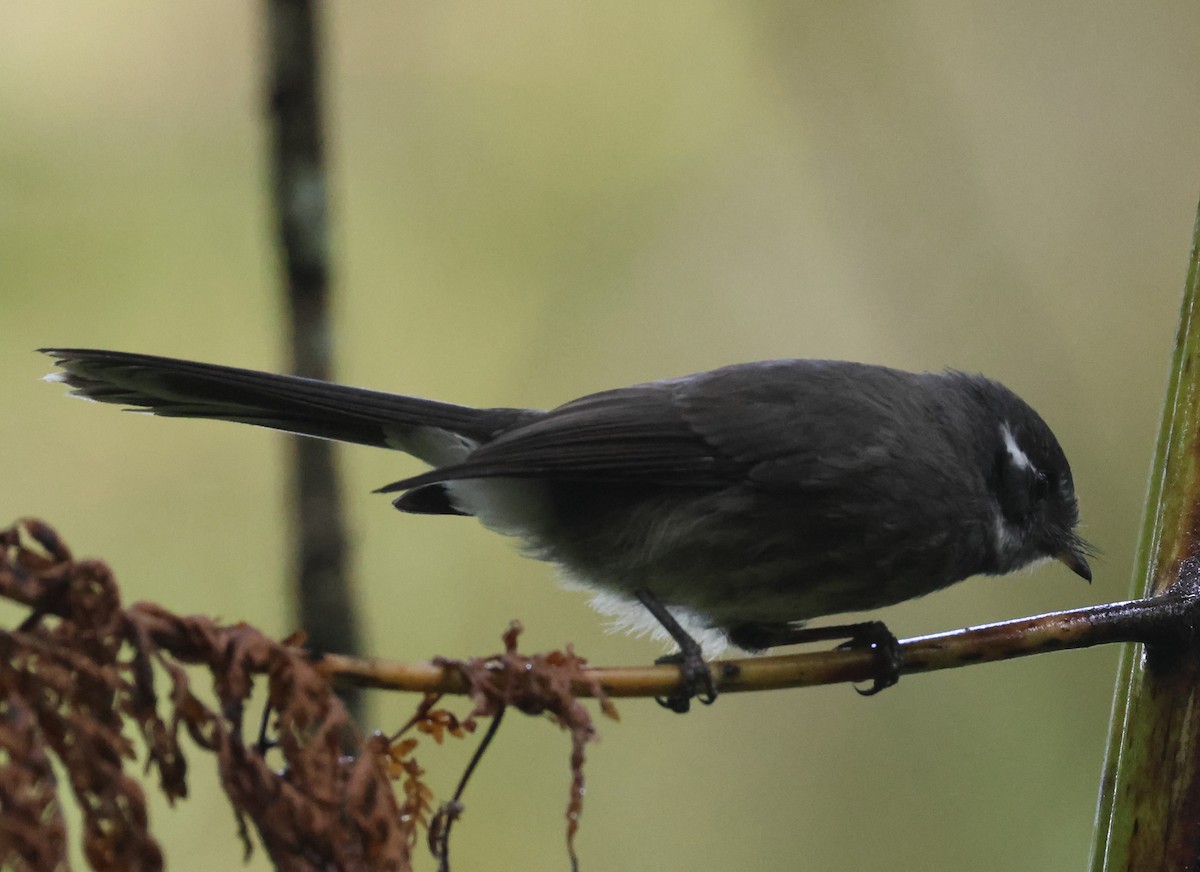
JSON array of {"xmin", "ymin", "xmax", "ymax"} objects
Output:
[
  {"xmin": 634, "ymin": 587, "xmax": 719, "ymax": 713},
  {"xmin": 654, "ymin": 648, "xmax": 716, "ymax": 713},
  {"xmin": 836, "ymin": 621, "xmax": 903, "ymax": 696}
]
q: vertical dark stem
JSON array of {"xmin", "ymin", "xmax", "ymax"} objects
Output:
[{"xmin": 264, "ymin": 0, "xmax": 363, "ymax": 723}]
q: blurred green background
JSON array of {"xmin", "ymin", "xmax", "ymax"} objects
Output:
[{"xmin": 4, "ymin": 3, "xmax": 1199, "ymax": 870}]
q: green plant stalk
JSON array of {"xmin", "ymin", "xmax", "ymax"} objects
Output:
[{"xmin": 1090, "ymin": 202, "xmax": 1200, "ymax": 870}]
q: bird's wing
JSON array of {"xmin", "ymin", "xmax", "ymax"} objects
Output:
[
  {"xmin": 672, "ymin": 360, "xmax": 918, "ymax": 491},
  {"xmin": 379, "ymin": 360, "xmax": 924, "ymax": 493},
  {"xmin": 376, "ymin": 381, "xmax": 745, "ymax": 492}
]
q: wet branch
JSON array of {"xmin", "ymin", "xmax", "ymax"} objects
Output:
[{"xmin": 318, "ymin": 583, "xmax": 1200, "ymax": 701}]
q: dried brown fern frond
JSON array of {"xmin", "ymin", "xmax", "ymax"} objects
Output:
[
  {"xmin": 0, "ymin": 519, "xmax": 617, "ymax": 872},
  {"xmin": 0, "ymin": 519, "xmax": 411, "ymax": 872}
]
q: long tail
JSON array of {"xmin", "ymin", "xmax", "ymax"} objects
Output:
[{"xmin": 40, "ymin": 348, "xmax": 528, "ymax": 458}]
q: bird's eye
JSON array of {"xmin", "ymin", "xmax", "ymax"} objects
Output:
[
  {"xmin": 993, "ymin": 448, "xmax": 1049, "ymax": 526},
  {"xmin": 1031, "ymin": 470, "xmax": 1049, "ymax": 501}
]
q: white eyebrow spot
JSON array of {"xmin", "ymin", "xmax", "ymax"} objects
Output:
[{"xmin": 1001, "ymin": 423, "xmax": 1032, "ymax": 471}]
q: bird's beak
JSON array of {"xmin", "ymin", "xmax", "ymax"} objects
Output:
[{"xmin": 1058, "ymin": 547, "xmax": 1092, "ymax": 582}]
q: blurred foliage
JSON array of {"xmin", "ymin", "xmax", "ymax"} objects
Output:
[{"xmin": 3, "ymin": 3, "xmax": 1199, "ymax": 870}]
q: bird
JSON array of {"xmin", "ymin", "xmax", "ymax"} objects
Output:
[{"xmin": 41, "ymin": 348, "xmax": 1092, "ymax": 710}]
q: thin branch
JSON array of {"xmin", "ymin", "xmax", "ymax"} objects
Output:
[
  {"xmin": 431, "ymin": 708, "xmax": 506, "ymax": 872},
  {"xmin": 317, "ymin": 586, "xmax": 1198, "ymax": 701}
]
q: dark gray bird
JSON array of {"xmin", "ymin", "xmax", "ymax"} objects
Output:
[{"xmin": 41, "ymin": 349, "xmax": 1091, "ymax": 709}]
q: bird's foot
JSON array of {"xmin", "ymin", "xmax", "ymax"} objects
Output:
[
  {"xmin": 836, "ymin": 621, "xmax": 903, "ymax": 696},
  {"xmin": 634, "ymin": 587, "xmax": 718, "ymax": 713},
  {"xmin": 654, "ymin": 646, "xmax": 717, "ymax": 713}
]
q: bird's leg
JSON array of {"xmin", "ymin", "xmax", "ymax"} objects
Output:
[
  {"xmin": 729, "ymin": 620, "xmax": 903, "ymax": 696},
  {"xmin": 634, "ymin": 588, "xmax": 717, "ymax": 713}
]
